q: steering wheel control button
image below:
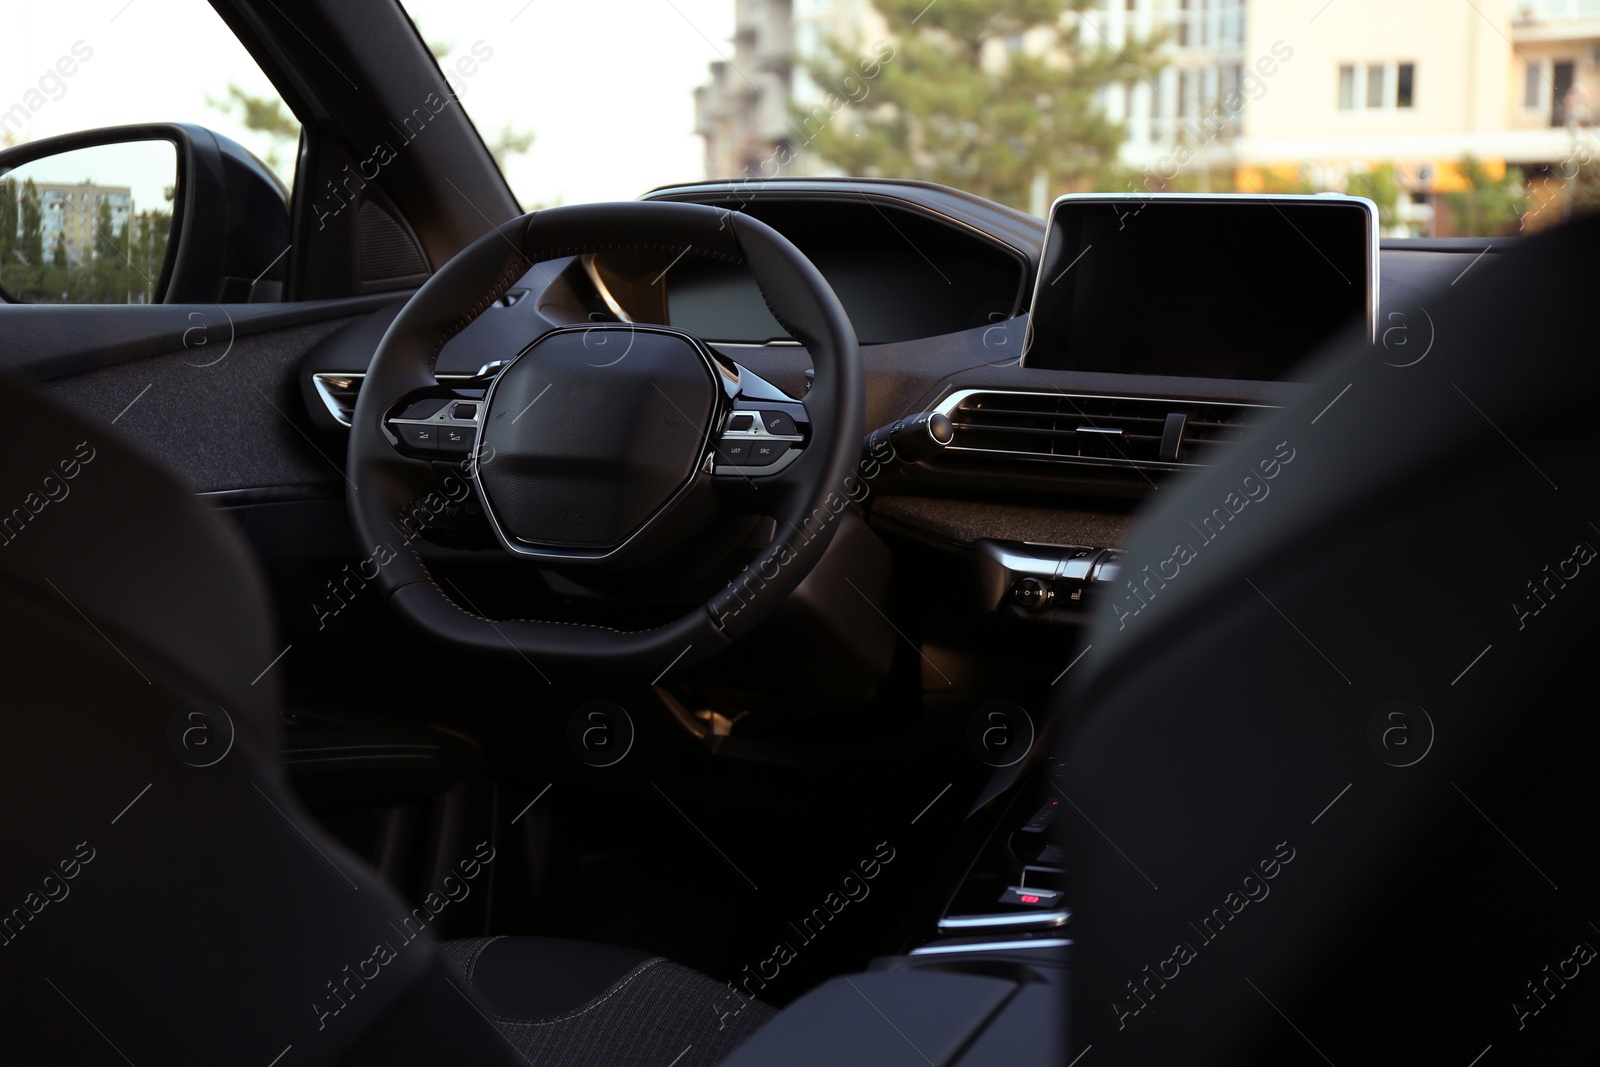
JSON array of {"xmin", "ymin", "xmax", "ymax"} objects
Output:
[
  {"xmin": 727, "ymin": 413, "xmax": 756, "ymax": 433},
  {"xmin": 998, "ymin": 886, "xmax": 1065, "ymax": 908},
  {"xmin": 717, "ymin": 439, "xmax": 751, "ymax": 465},
  {"xmin": 747, "ymin": 442, "xmax": 786, "ymax": 467},
  {"xmin": 439, "ymin": 426, "xmax": 476, "ymax": 453},
  {"xmin": 396, "ymin": 424, "xmax": 438, "ymax": 452},
  {"xmin": 759, "ymin": 411, "xmax": 799, "ymax": 437},
  {"xmin": 451, "ymin": 402, "xmax": 479, "ymax": 421}
]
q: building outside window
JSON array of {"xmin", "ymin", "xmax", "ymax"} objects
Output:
[{"xmin": 1339, "ymin": 62, "xmax": 1417, "ymax": 111}]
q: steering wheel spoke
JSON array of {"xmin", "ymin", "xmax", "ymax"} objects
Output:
[
  {"xmin": 709, "ymin": 402, "xmax": 807, "ymax": 475},
  {"xmin": 383, "ymin": 383, "xmax": 489, "ymax": 462}
]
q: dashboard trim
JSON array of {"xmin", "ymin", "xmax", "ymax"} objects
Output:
[{"xmin": 931, "ymin": 387, "xmax": 1282, "ymax": 473}]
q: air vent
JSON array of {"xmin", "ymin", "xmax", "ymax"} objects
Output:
[
  {"xmin": 312, "ymin": 372, "xmax": 363, "ymax": 427},
  {"xmin": 934, "ymin": 389, "xmax": 1275, "ymax": 471}
]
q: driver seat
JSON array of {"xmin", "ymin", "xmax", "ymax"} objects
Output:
[{"xmin": 0, "ymin": 375, "xmax": 771, "ymax": 1065}]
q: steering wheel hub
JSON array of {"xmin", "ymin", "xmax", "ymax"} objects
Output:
[{"xmin": 477, "ymin": 325, "xmax": 718, "ymax": 553}]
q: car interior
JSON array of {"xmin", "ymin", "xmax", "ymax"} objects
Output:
[{"xmin": 3, "ymin": 1, "xmax": 1598, "ymax": 1064}]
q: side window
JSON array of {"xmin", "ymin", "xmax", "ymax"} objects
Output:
[{"xmin": 0, "ymin": 5, "xmax": 297, "ymax": 304}]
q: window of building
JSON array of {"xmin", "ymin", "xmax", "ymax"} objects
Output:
[
  {"xmin": 1338, "ymin": 62, "xmax": 1416, "ymax": 111},
  {"xmin": 1222, "ymin": 63, "xmax": 1241, "ymax": 102},
  {"xmin": 1553, "ymin": 59, "xmax": 1576, "ymax": 126},
  {"xmin": 1524, "ymin": 59, "xmax": 1543, "ymax": 108}
]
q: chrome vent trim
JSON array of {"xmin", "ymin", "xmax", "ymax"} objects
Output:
[
  {"xmin": 931, "ymin": 388, "xmax": 1279, "ymax": 472},
  {"xmin": 311, "ymin": 365, "xmax": 506, "ymax": 428}
]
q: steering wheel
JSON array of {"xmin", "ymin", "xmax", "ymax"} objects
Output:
[{"xmin": 347, "ymin": 202, "xmax": 865, "ymax": 680}]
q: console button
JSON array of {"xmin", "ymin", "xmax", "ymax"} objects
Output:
[
  {"xmin": 1035, "ymin": 843, "xmax": 1067, "ymax": 866},
  {"xmin": 1019, "ymin": 799, "xmax": 1061, "ymax": 834},
  {"xmin": 396, "ymin": 424, "xmax": 438, "ymax": 452},
  {"xmin": 998, "ymin": 886, "xmax": 1065, "ymax": 908},
  {"xmin": 1092, "ymin": 550, "xmax": 1123, "ymax": 583},
  {"xmin": 760, "ymin": 411, "xmax": 799, "ymax": 437},
  {"xmin": 1012, "ymin": 577, "xmax": 1054, "ymax": 612},
  {"xmin": 745, "ymin": 441, "xmax": 787, "ymax": 467}
]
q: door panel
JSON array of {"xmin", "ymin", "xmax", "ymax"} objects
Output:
[{"xmin": 38, "ymin": 312, "xmax": 361, "ymax": 494}]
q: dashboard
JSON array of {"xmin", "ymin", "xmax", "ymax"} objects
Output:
[{"xmin": 299, "ymin": 177, "xmax": 1498, "ymax": 600}]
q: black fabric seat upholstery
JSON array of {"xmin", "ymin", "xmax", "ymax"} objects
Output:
[
  {"xmin": 0, "ymin": 372, "xmax": 769, "ymax": 1066},
  {"xmin": 442, "ymin": 937, "xmax": 774, "ymax": 1066}
]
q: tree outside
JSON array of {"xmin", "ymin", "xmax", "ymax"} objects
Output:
[
  {"xmin": 802, "ymin": 0, "xmax": 1164, "ymax": 212},
  {"xmin": 1342, "ymin": 162, "xmax": 1404, "ymax": 230},
  {"xmin": 207, "ymin": 37, "xmax": 536, "ymax": 193},
  {"xmin": 1443, "ymin": 155, "xmax": 1527, "ymax": 236}
]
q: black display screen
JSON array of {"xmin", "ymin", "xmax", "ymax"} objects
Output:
[
  {"xmin": 1023, "ymin": 196, "xmax": 1373, "ymax": 380},
  {"xmin": 662, "ymin": 199, "xmax": 1024, "ymax": 344}
]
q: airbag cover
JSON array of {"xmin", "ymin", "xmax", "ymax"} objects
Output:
[{"xmin": 479, "ymin": 328, "xmax": 715, "ymax": 548}]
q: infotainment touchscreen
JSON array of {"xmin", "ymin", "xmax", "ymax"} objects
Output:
[{"xmin": 1022, "ymin": 194, "xmax": 1376, "ymax": 380}]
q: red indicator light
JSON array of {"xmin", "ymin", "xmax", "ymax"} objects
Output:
[{"xmin": 1020, "ymin": 894, "xmax": 1041, "ymax": 904}]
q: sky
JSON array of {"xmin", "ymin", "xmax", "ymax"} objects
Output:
[{"xmin": 0, "ymin": 0, "xmax": 735, "ymax": 210}]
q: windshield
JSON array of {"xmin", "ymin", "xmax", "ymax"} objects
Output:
[{"xmin": 423, "ymin": 1, "xmax": 1596, "ymax": 236}]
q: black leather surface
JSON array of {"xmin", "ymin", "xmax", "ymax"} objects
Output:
[
  {"xmin": 1060, "ymin": 216, "xmax": 1600, "ymax": 1063},
  {"xmin": 479, "ymin": 329, "xmax": 716, "ymax": 548}
]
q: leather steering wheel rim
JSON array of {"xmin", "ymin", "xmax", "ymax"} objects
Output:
[{"xmin": 347, "ymin": 201, "xmax": 864, "ymax": 680}]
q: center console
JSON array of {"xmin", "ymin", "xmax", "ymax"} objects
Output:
[
  {"xmin": 722, "ymin": 755, "xmax": 1071, "ymax": 1066},
  {"xmin": 974, "ymin": 538, "xmax": 1122, "ymax": 625}
]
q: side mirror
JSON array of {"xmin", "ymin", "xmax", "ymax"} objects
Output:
[{"xmin": 0, "ymin": 123, "xmax": 290, "ymax": 304}]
